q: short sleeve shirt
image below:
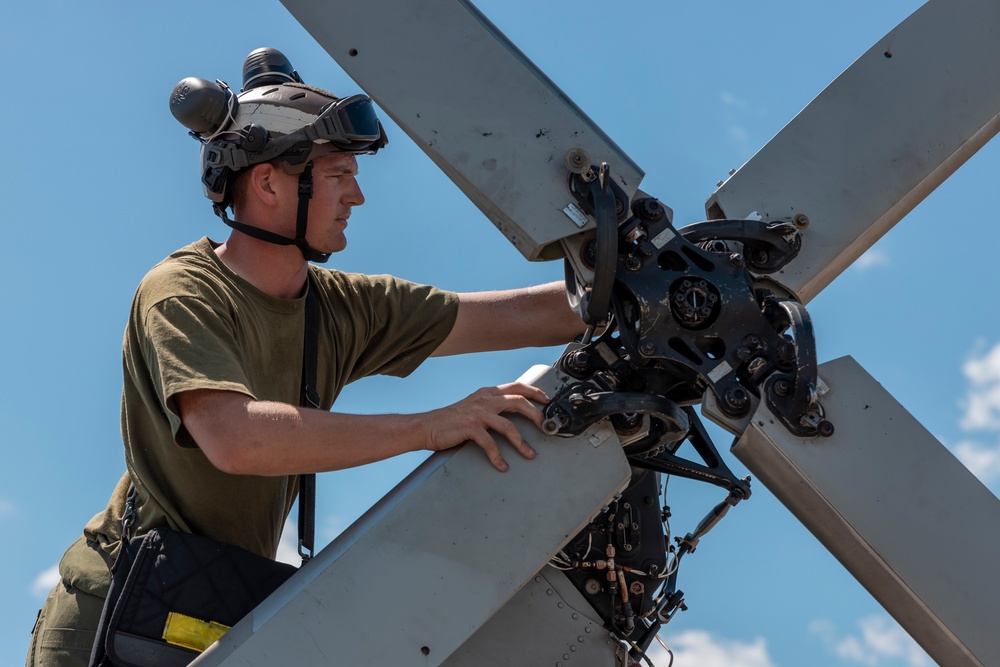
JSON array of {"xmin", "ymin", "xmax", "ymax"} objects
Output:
[{"xmin": 68, "ymin": 238, "xmax": 458, "ymax": 596}]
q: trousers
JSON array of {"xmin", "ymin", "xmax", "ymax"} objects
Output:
[{"xmin": 26, "ymin": 580, "xmax": 105, "ymax": 667}]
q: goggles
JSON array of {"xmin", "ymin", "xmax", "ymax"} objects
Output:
[{"xmin": 204, "ymin": 93, "xmax": 387, "ymax": 172}]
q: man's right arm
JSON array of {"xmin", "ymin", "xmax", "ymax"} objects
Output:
[{"xmin": 175, "ymin": 383, "xmax": 548, "ymax": 476}]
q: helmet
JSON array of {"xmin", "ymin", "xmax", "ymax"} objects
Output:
[{"xmin": 168, "ymin": 48, "xmax": 388, "ymax": 262}]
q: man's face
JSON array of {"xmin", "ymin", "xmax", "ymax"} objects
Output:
[{"xmin": 302, "ymin": 152, "xmax": 365, "ymax": 255}]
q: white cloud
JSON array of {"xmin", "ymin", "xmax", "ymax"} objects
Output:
[
  {"xmin": 952, "ymin": 440, "xmax": 1000, "ymax": 481},
  {"xmin": 275, "ymin": 520, "xmax": 302, "ymax": 567},
  {"xmin": 950, "ymin": 341, "xmax": 1000, "ymax": 485},
  {"xmin": 959, "ymin": 342, "xmax": 1000, "ymax": 431},
  {"xmin": 31, "ymin": 564, "xmax": 60, "ymax": 599},
  {"xmin": 650, "ymin": 629, "xmax": 775, "ymax": 667},
  {"xmin": 276, "ymin": 514, "xmax": 350, "ymax": 566},
  {"xmin": 853, "ymin": 247, "xmax": 890, "ymax": 272},
  {"xmin": 810, "ymin": 615, "xmax": 930, "ymax": 667}
]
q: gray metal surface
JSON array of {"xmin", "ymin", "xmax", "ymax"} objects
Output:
[
  {"xmin": 733, "ymin": 356, "xmax": 1000, "ymax": 667},
  {"xmin": 194, "ymin": 365, "xmax": 632, "ymax": 667},
  {"xmin": 705, "ymin": 0, "xmax": 1000, "ymax": 305},
  {"xmin": 278, "ymin": 0, "xmax": 644, "ymax": 262},
  {"xmin": 442, "ymin": 567, "xmax": 621, "ymax": 667}
]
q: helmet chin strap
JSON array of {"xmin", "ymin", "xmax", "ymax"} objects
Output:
[{"xmin": 214, "ymin": 165, "xmax": 332, "ymax": 264}]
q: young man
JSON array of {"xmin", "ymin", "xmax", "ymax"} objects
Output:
[{"xmin": 26, "ymin": 49, "xmax": 585, "ymax": 666}]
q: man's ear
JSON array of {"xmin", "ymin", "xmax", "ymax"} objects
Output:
[{"xmin": 248, "ymin": 163, "xmax": 283, "ymax": 206}]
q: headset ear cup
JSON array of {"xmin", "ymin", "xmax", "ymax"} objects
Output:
[{"xmin": 241, "ymin": 124, "xmax": 270, "ymax": 153}]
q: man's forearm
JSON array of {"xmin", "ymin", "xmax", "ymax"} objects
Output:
[
  {"xmin": 177, "ymin": 384, "xmax": 547, "ymax": 476},
  {"xmin": 188, "ymin": 394, "xmax": 427, "ymax": 476},
  {"xmin": 433, "ymin": 281, "xmax": 585, "ymax": 356}
]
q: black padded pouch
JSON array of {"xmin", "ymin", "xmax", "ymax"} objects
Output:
[{"xmin": 89, "ymin": 528, "xmax": 296, "ymax": 667}]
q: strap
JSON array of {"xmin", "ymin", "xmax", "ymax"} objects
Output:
[
  {"xmin": 297, "ymin": 276, "xmax": 320, "ymax": 563},
  {"xmin": 121, "ymin": 276, "xmax": 322, "ymax": 567}
]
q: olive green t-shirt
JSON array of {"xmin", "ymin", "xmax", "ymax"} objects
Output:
[{"xmin": 62, "ymin": 237, "xmax": 458, "ymax": 596}]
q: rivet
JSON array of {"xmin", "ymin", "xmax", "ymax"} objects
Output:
[
  {"xmin": 578, "ymin": 636, "xmax": 584, "ymax": 642},
  {"xmin": 557, "ymin": 602, "xmax": 565, "ymax": 608},
  {"xmin": 563, "ymin": 654, "xmax": 570, "ymax": 660},
  {"xmin": 570, "ymin": 646, "xmax": 577, "ymax": 652},
  {"xmin": 535, "ymin": 576, "xmax": 542, "ymax": 583},
  {"xmin": 572, "ymin": 613, "xmax": 579, "ymax": 620},
  {"xmin": 546, "ymin": 589, "xmax": 554, "ymax": 595},
  {"xmin": 585, "ymin": 627, "xmax": 592, "ymax": 634}
]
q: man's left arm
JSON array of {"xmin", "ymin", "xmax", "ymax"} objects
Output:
[{"xmin": 431, "ymin": 280, "xmax": 585, "ymax": 357}]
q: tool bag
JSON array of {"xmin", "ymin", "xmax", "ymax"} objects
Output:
[{"xmin": 89, "ymin": 281, "xmax": 321, "ymax": 667}]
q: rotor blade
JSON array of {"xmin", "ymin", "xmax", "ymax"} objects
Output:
[
  {"xmin": 280, "ymin": 0, "xmax": 644, "ymax": 262},
  {"xmin": 733, "ymin": 356, "xmax": 1000, "ymax": 667},
  {"xmin": 705, "ymin": 0, "xmax": 1000, "ymax": 304}
]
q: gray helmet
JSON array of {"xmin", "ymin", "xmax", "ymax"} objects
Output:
[{"xmin": 169, "ymin": 48, "xmax": 388, "ymax": 262}]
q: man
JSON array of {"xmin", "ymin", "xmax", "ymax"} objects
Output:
[{"xmin": 26, "ymin": 49, "xmax": 586, "ymax": 666}]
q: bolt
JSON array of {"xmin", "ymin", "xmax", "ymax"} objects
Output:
[
  {"xmin": 625, "ymin": 255, "xmax": 642, "ymax": 272},
  {"xmin": 630, "ymin": 581, "xmax": 645, "ymax": 595},
  {"xmin": 565, "ymin": 350, "xmax": 591, "ymax": 375},
  {"xmin": 744, "ymin": 335, "xmax": 761, "ymax": 349},
  {"xmin": 624, "ymin": 544, "xmax": 633, "ymax": 551},
  {"xmin": 818, "ymin": 420, "xmax": 835, "ymax": 437},
  {"xmin": 793, "ymin": 213, "xmax": 810, "ymax": 229},
  {"xmin": 752, "ymin": 249, "xmax": 769, "ymax": 265},
  {"xmin": 736, "ymin": 346, "xmax": 752, "ymax": 362},
  {"xmin": 564, "ymin": 148, "xmax": 591, "ymax": 174},
  {"xmin": 774, "ymin": 380, "xmax": 791, "ymax": 396},
  {"xmin": 632, "ymin": 198, "xmax": 664, "ymax": 221},
  {"xmin": 639, "ymin": 340, "xmax": 656, "ymax": 356},
  {"xmin": 729, "ymin": 252, "xmax": 744, "ymax": 267},
  {"xmin": 569, "ymin": 393, "xmax": 586, "ymax": 405},
  {"xmin": 723, "ymin": 386, "xmax": 750, "ymax": 415}
]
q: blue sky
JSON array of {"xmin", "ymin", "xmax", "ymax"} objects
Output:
[{"xmin": 4, "ymin": 1, "xmax": 999, "ymax": 665}]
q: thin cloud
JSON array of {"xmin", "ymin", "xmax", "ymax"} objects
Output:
[
  {"xmin": 651, "ymin": 629, "xmax": 775, "ymax": 667},
  {"xmin": 0, "ymin": 498, "xmax": 14, "ymax": 516},
  {"xmin": 720, "ymin": 91, "xmax": 750, "ymax": 110},
  {"xmin": 810, "ymin": 616, "xmax": 930, "ymax": 667},
  {"xmin": 31, "ymin": 564, "xmax": 60, "ymax": 599},
  {"xmin": 853, "ymin": 247, "xmax": 890, "ymax": 272}
]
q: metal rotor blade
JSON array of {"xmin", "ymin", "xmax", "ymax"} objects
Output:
[
  {"xmin": 280, "ymin": 0, "xmax": 644, "ymax": 262},
  {"xmin": 706, "ymin": 0, "xmax": 1000, "ymax": 304},
  {"xmin": 733, "ymin": 356, "xmax": 1000, "ymax": 667}
]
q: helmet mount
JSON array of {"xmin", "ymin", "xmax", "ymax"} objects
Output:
[{"xmin": 169, "ymin": 48, "xmax": 387, "ymax": 263}]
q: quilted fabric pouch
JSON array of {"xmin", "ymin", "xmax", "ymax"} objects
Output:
[{"xmin": 89, "ymin": 528, "xmax": 297, "ymax": 667}]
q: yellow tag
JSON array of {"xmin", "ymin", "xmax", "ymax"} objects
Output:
[{"xmin": 162, "ymin": 611, "xmax": 231, "ymax": 652}]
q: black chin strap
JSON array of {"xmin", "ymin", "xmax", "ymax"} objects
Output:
[{"xmin": 214, "ymin": 165, "xmax": 332, "ymax": 264}]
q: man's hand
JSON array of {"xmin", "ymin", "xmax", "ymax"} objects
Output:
[{"xmin": 424, "ymin": 382, "xmax": 549, "ymax": 472}]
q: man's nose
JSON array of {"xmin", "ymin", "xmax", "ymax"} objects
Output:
[{"xmin": 345, "ymin": 178, "xmax": 365, "ymax": 206}]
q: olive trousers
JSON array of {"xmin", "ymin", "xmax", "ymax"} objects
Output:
[{"xmin": 26, "ymin": 581, "xmax": 105, "ymax": 667}]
